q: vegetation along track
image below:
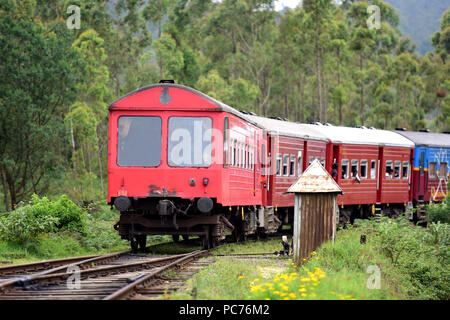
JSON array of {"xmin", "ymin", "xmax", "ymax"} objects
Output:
[{"xmin": 0, "ymin": 249, "xmax": 210, "ymax": 300}]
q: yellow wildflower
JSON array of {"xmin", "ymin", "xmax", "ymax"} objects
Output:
[{"xmin": 237, "ymin": 276, "xmax": 244, "ymax": 279}]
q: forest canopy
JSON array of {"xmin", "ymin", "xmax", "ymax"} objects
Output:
[{"xmin": 0, "ymin": 0, "xmax": 449, "ymax": 210}]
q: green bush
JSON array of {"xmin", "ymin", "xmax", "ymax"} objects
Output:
[
  {"xmin": 427, "ymin": 194, "xmax": 450, "ymax": 223},
  {"xmin": 30, "ymin": 194, "xmax": 86, "ymax": 234},
  {"xmin": 357, "ymin": 216, "xmax": 450, "ymax": 299},
  {"xmin": 0, "ymin": 194, "xmax": 86, "ymax": 245},
  {"xmin": 0, "ymin": 205, "xmax": 58, "ymax": 244}
]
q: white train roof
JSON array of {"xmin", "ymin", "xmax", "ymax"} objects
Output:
[
  {"xmin": 393, "ymin": 130, "xmax": 450, "ymax": 148},
  {"xmin": 245, "ymin": 115, "xmax": 328, "ymax": 142},
  {"xmin": 301, "ymin": 124, "xmax": 415, "ymax": 148}
]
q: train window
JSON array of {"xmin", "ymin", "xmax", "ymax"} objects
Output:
[
  {"xmin": 244, "ymin": 144, "xmax": 247, "ymax": 169},
  {"xmin": 370, "ymin": 160, "xmax": 376, "ymax": 179},
  {"xmin": 223, "ymin": 117, "xmax": 229, "ymax": 168},
  {"xmin": 402, "ymin": 161, "xmax": 409, "ymax": 179},
  {"xmin": 321, "ymin": 158, "xmax": 325, "ymax": 168},
  {"xmin": 440, "ymin": 162, "xmax": 448, "ymax": 179},
  {"xmin": 385, "ymin": 161, "xmax": 393, "ymax": 179},
  {"xmin": 250, "ymin": 147, "xmax": 254, "ymax": 170},
  {"xmin": 309, "ymin": 157, "xmax": 314, "ymax": 166},
  {"xmin": 117, "ymin": 116, "xmax": 162, "ymax": 167},
  {"xmin": 247, "ymin": 145, "xmax": 250, "ymax": 169},
  {"xmin": 297, "ymin": 151, "xmax": 303, "ymax": 177},
  {"xmin": 241, "ymin": 144, "xmax": 244, "ymax": 168},
  {"xmin": 351, "ymin": 160, "xmax": 359, "ymax": 178},
  {"xmin": 360, "ymin": 160, "xmax": 368, "ymax": 178},
  {"xmin": 261, "ymin": 144, "xmax": 266, "ymax": 176},
  {"xmin": 276, "ymin": 154, "xmax": 282, "ymax": 176},
  {"xmin": 394, "ymin": 161, "xmax": 401, "ymax": 179},
  {"xmin": 290, "ymin": 155, "xmax": 296, "ymax": 176},
  {"xmin": 168, "ymin": 117, "xmax": 212, "ymax": 167},
  {"xmin": 429, "ymin": 162, "xmax": 437, "ymax": 178},
  {"xmin": 233, "ymin": 140, "xmax": 237, "ymax": 167},
  {"xmin": 238, "ymin": 143, "xmax": 242, "ymax": 168},
  {"xmin": 283, "ymin": 155, "xmax": 289, "ymax": 176},
  {"xmin": 341, "ymin": 159, "xmax": 349, "ymax": 179},
  {"xmin": 419, "ymin": 151, "xmax": 425, "ymax": 176}
]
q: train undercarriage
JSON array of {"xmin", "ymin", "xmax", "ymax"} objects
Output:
[
  {"xmin": 112, "ymin": 195, "xmax": 426, "ymax": 251},
  {"xmin": 112, "ymin": 196, "xmax": 282, "ymax": 251}
]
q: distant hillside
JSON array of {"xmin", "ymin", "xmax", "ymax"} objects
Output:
[{"xmin": 383, "ymin": 0, "xmax": 450, "ymax": 55}]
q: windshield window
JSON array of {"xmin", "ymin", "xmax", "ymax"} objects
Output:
[
  {"xmin": 117, "ymin": 116, "xmax": 161, "ymax": 166},
  {"xmin": 168, "ymin": 117, "xmax": 212, "ymax": 167}
]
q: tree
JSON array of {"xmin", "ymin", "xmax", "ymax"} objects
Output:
[{"xmin": 0, "ymin": 13, "xmax": 82, "ymax": 210}]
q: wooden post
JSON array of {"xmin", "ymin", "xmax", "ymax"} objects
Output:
[
  {"xmin": 293, "ymin": 194, "xmax": 301, "ymax": 266},
  {"xmin": 287, "ymin": 160, "xmax": 343, "ymax": 267}
]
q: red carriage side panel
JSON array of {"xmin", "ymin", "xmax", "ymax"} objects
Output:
[
  {"xmin": 378, "ymin": 146, "xmax": 411, "ymax": 204},
  {"xmin": 268, "ymin": 136, "xmax": 326, "ymax": 208},
  {"xmin": 221, "ymin": 113, "xmax": 263, "ymax": 206},
  {"xmin": 332, "ymin": 144, "xmax": 379, "ymax": 206}
]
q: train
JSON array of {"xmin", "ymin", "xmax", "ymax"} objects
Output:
[{"xmin": 107, "ymin": 81, "xmax": 450, "ymax": 251}]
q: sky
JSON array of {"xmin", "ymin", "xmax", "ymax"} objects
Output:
[{"xmin": 274, "ymin": 0, "xmax": 302, "ymax": 11}]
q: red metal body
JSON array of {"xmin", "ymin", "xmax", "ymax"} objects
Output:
[
  {"xmin": 108, "ymin": 85, "xmax": 263, "ymax": 207},
  {"xmin": 327, "ymin": 143, "xmax": 412, "ymax": 206}
]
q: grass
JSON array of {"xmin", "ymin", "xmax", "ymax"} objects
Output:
[{"xmin": 168, "ymin": 217, "xmax": 449, "ymax": 300}]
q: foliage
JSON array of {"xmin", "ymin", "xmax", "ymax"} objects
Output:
[
  {"xmin": 1, "ymin": 0, "xmax": 449, "ymax": 210},
  {"xmin": 0, "ymin": 194, "xmax": 86, "ymax": 245},
  {"xmin": 0, "ymin": 204, "xmax": 58, "ymax": 244},
  {"xmin": 427, "ymin": 194, "xmax": 450, "ymax": 224},
  {"xmin": 30, "ymin": 194, "xmax": 86, "ymax": 234}
]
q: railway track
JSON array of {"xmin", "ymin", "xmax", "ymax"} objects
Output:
[{"xmin": 0, "ymin": 249, "xmax": 210, "ymax": 300}]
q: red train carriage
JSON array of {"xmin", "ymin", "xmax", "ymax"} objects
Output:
[
  {"xmin": 303, "ymin": 124, "xmax": 415, "ymax": 223},
  {"xmin": 245, "ymin": 115, "xmax": 328, "ymax": 226},
  {"xmin": 108, "ymin": 82, "xmax": 279, "ymax": 249}
]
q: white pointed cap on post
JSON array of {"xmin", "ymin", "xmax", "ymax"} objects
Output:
[{"xmin": 287, "ymin": 159, "xmax": 343, "ymax": 194}]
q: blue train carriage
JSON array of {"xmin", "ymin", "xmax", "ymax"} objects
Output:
[{"xmin": 394, "ymin": 129, "xmax": 450, "ymax": 204}]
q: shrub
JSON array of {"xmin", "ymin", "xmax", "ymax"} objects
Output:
[
  {"xmin": 31, "ymin": 194, "xmax": 86, "ymax": 234},
  {"xmin": 427, "ymin": 194, "xmax": 450, "ymax": 223},
  {"xmin": 0, "ymin": 206, "xmax": 58, "ymax": 244}
]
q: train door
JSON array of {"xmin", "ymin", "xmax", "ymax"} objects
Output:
[
  {"xmin": 417, "ymin": 149, "xmax": 426, "ymax": 199},
  {"xmin": 376, "ymin": 147, "xmax": 384, "ymax": 203},
  {"xmin": 260, "ymin": 132, "xmax": 269, "ymax": 206},
  {"xmin": 253, "ymin": 131, "xmax": 259, "ymax": 198},
  {"xmin": 332, "ymin": 144, "xmax": 340, "ymax": 184}
]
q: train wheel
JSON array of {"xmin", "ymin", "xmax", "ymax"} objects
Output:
[
  {"xmin": 137, "ymin": 235, "xmax": 147, "ymax": 251},
  {"xmin": 182, "ymin": 235, "xmax": 189, "ymax": 242},
  {"xmin": 130, "ymin": 236, "xmax": 138, "ymax": 253},
  {"xmin": 172, "ymin": 235, "xmax": 180, "ymax": 243}
]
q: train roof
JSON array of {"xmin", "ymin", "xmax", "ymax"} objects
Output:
[
  {"xmin": 393, "ymin": 130, "xmax": 450, "ymax": 148},
  {"xmin": 244, "ymin": 115, "xmax": 328, "ymax": 142},
  {"xmin": 109, "ymin": 83, "xmax": 246, "ymax": 118},
  {"xmin": 301, "ymin": 124, "xmax": 415, "ymax": 148},
  {"xmin": 110, "ymin": 83, "xmax": 324, "ymax": 141}
]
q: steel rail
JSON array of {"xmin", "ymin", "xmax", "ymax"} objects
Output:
[
  {"xmin": 0, "ymin": 250, "xmax": 130, "ymax": 292},
  {"xmin": 103, "ymin": 250, "xmax": 209, "ymax": 300},
  {"xmin": 0, "ymin": 254, "xmax": 101, "ymax": 276}
]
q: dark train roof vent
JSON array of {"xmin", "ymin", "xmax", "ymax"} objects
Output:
[
  {"xmin": 443, "ymin": 132, "xmax": 450, "ymax": 134},
  {"xmin": 283, "ymin": 118, "xmax": 289, "ymax": 121},
  {"xmin": 249, "ymin": 111, "xmax": 256, "ymax": 115},
  {"xmin": 419, "ymin": 129, "xmax": 430, "ymax": 133},
  {"xmin": 395, "ymin": 128, "xmax": 406, "ymax": 131},
  {"xmin": 239, "ymin": 110, "xmax": 249, "ymax": 114},
  {"xmin": 159, "ymin": 80, "xmax": 175, "ymax": 84},
  {"xmin": 359, "ymin": 126, "xmax": 368, "ymax": 129},
  {"xmin": 369, "ymin": 127, "xmax": 376, "ymax": 130},
  {"xmin": 314, "ymin": 122, "xmax": 323, "ymax": 126},
  {"xmin": 324, "ymin": 123, "xmax": 333, "ymax": 126}
]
